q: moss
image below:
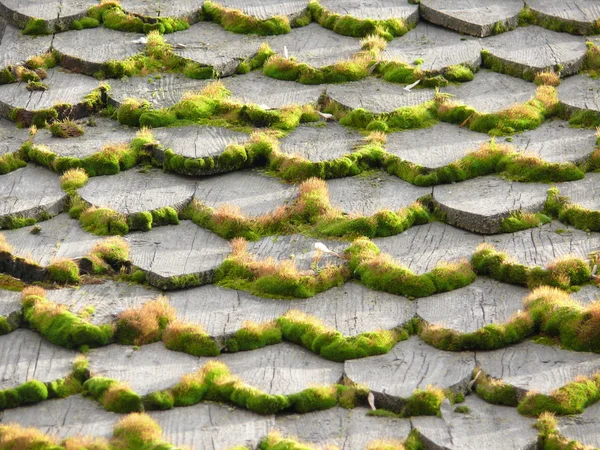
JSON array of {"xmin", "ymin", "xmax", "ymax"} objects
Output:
[
  {"xmin": 204, "ymin": 1, "xmax": 291, "ymax": 35},
  {"xmin": 260, "ymin": 432, "xmax": 314, "ymax": 450},
  {"xmin": 474, "ymin": 370, "xmax": 519, "ymax": 406},
  {"xmin": 79, "ymin": 207, "xmax": 129, "ymax": 236},
  {"xmin": 47, "ymin": 258, "xmax": 80, "ymax": 284},
  {"xmin": 60, "ymin": 168, "xmax": 88, "ymax": 195},
  {"xmin": 569, "ymin": 109, "xmax": 600, "ymax": 129},
  {"xmin": 226, "ymin": 321, "xmax": 282, "ymax": 352},
  {"xmin": 22, "ymin": 289, "xmax": 113, "ymax": 348},
  {"xmin": 116, "ymin": 99, "xmax": 150, "ymax": 127},
  {"xmin": 143, "ymin": 390, "xmax": 175, "ymax": 410},
  {"xmin": 22, "ymin": 18, "xmax": 49, "ymax": 35},
  {"xmin": 116, "ymin": 298, "xmax": 175, "ymax": 345},
  {"xmin": 545, "ymin": 187, "xmax": 600, "ymax": 232},
  {"xmin": 501, "ymin": 211, "xmax": 552, "ymax": 233},
  {"xmin": 103, "ymin": 383, "xmax": 144, "ymax": 413},
  {"xmin": 346, "ymin": 238, "xmax": 475, "ymax": 298},
  {"xmin": 309, "ymin": 0, "xmax": 412, "ymax": 40},
  {"xmin": 162, "ymin": 322, "xmax": 221, "ymax": 356},
  {"xmin": 25, "ymin": 80, "xmax": 48, "ymax": 91},
  {"xmin": 0, "ymin": 152, "xmax": 26, "ymax": 175}
]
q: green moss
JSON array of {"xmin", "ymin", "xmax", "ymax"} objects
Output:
[
  {"xmin": 569, "ymin": 109, "xmax": 600, "ymax": 128},
  {"xmin": 226, "ymin": 322, "xmax": 282, "ymax": 352},
  {"xmin": 444, "ymin": 65, "xmax": 475, "ymax": 82},
  {"xmin": 22, "ymin": 292, "xmax": 113, "ymax": 349},
  {"xmin": 501, "ymin": 211, "xmax": 552, "ymax": 233},
  {"xmin": 25, "ymin": 81, "xmax": 48, "ymax": 91},
  {"xmin": 23, "ymin": 18, "xmax": 49, "ymax": 36},
  {"xmin": 309, "ymin": 0, "xmax": 412, "ymax": 40},
  {"xmin": 163, "ymin": 324, "xmax": 221, "ymax": 357},
  {"xmin": 79, "ymin": 208, "xmax": 129, "ymax": 236},
  {"xmin": 546, "ymin": 186, "xmax": 600, "ymax": 232},
  {"xmin": 47, "ymin": 259, "xmax": 80, "ymax": 284},
  {"xmin": 143, "ymin": 390, "xmax": 175, "ymax": 410},
  {"xmin": 475, "ymin": 371, "xmax": 519, "ymax": 406},
  {"xmin": 0, "ymin": 152, "xmax": 26, "ymax": 175},
  {"xmin": 204, "ymin": 1, "xmax": 291, "ymax": 35},
  {"xmin": 263, "ymin": 54, "xmax": 370, "ymax": 85}
]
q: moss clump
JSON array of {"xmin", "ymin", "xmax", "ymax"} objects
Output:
[
  {"xmin": 501, "ymin": 211, "xmax": 552, "ymax": 233},
  {"xmin": 116, "ymin": 297, "xmax": 175, "ymax": 345},
  {"xmin": 83, "ymin": 377, "xmax": 143, "ymax": 413},
  {"xmin": 474, "ymin": 370, "xmax": 519, "ymax": 406},
  {"xmin": 49, "ymin": 120, "xmax": 85, "ymax": 138},
  {"xmin": 444, "ymin": 65, "xmax": 475, "ymax": 82},
  {"xmin": 0, "ymin": 152, "xmax": 26, "ymax": 175},
  {"xmin": 47, "ymin": 258, "xmax": 80, "ymax": 284},
  {"xmin": 87, "ymin": 2, "xmax": 189, "ymax": 34},
  {"xmin": 60, "ymin": 168, "xmax": 88, "ymax": 195},
  {"xmin": 309, "ymin": 0, "xmax": 413, "ymax": 40},
  {"xmin": 25, "ymin": 81, "xmax": 48, "ymax": 91},
  {"xmin": 81, "ymin": 236, "xmax": 130, "ymax": 274},
  {"xmin": 78, "ymin": 207, "xmax": 129, "ymax": 235},
  {"xmin": 162, "ymin": 321, "xmax": 221, "ymax": 356},
  {"xmin": 21, "ymin": 287, "xmax": 113, "ymax": 348},
  {"xmin": 226, "ymin": 321, "xmax": 282, "ymax": 352},
  {"xmin": 204, "ymin": 1, "xmax": 291, "ymax": 35},
  {"xmin": 545, "ymin": 186, "xmax": 600, "ymax": 233},
  {"xmin": 346, "ymin": 238, "xmax": 475, "ymax": 298},
  {"xmin": 0, "ymin": 380, "xmax": 48, "ymax": 409},
  {"xmin": 23, "ymin": 18, "xmax": 49, "ymax": 36}
]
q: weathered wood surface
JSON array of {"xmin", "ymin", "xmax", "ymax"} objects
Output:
[{"xmin": 280, "ymin": 123, "xmax": 361, "ymax": 162}]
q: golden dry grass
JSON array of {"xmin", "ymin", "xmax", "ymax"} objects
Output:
[
  {"xmin": 0, "ymin": 233, "xmax": 14, "ymax": 254},
  {"xmin": 534, "ymin": 71, "xmax": 561, "ymax": 86},
  {"xmin": 0, "ymin": 424, "xmax": 57, "ymax": 449},
  {"xmin": 21, "ymin": 285, "xmax": 46, "ymax": 299},
  {"xmin": 113, "ymin": 413, "xmax": 162, "ymax": 444},
  {"xmin": 117, "ymin": 296, "xmax": 176, "ymax": 345}
]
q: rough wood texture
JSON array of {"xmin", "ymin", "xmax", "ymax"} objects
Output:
[
  {"xmin": 385, "ymin": 122, "xmax": 490, "ymax": 170},
  {"xmin": 223, "ymin": 71, "xmax": 323, "ymax": 109},
  {"xmin": 525, "ymin": 0, "xmax": 600, "ymax": 34},
  {"xmin": 247, "ymin": 234, "xmax": 347, "ymax": 271},
  {"xmin": 280, "ymin": 123, "xmax": 361, "ymax": 162},
  {"xmin": 443, "ymin": 70, "xmax": 537, "ymax": 114},
  {"xmin": 107, "ymin": 73, "xmax": 210, "ymax": 109},
  {"xmin": 326, "ymin": 77, "xmax": 435, "ymax": 114},
  {"xmin": 0, "ymin": 20, "xmax": 53, "ymax": 70},
  {"xmin": 326, "ymin": 171, "xmax": 432, "ymax": 216},
  {"xmin": 417, "ymin": 278, "xmax": 528, "ymax": 333},
  {"xmin": 266, "ymin": 23, "xmax": 362, "ymax": 68},
  {"xmin": 485, "ymin": 221, "xmax": 600, "ymax": 267},
  {"xmin": 194, "ymin": 170, "xmax": 296, "ymax": 217},
  {"xmin": 508, "ymin": 120, "xmax": 598, "ymax": 164},
  {"xmin": 382, "ymin": 22, "xmax": 482, "ymax": 72},
  {"xmin": 169, "ymin": 282, "xmax": 415, "ymax": 338},
  {"xmin": 559, "ymin": 401, "xmax": 600, "ymax": 449},
  {"xmin": 0, "ymin": 395, "xmax": 119, "ymax": 439},
  {"xmin": 320, "ymin": 0, "xmax": 418, "ymax": 22},
  {"xmin": 373, "ymin": 222, "xmax": 484, "ymax": 274},
  {"xmin": 554, "ymin": 173, "xmax": 600, "ymax": 211},
  {"xmin": 0, "ymin": 0, "xmax": 96, "ymax": 27},
  {"xmin": 276, "ymin": 407, "xmax": 412, "ymax": 449},
  {"xmin": 87, "ymin": 342, "xmax": 203, "ymax": 395},
  {"xmin": 166, "ymin": 22, "xmax": 263, "ymax": 77},
  {"xmin": 0, "ymin": 288, "xmax": 19, "ymax": 317},
  {"xmin": 0, "ymin": 117, "xmax": 31, "ymax": 157},
  {"xmin": 571, "ymin": 284, "xmax": 600, "ymax": 305},
  {"xmin": 150, "ymin": 402, "xmax": 275, "ymax": 450},
  {"xmin": 53, "ymin": 28, "xmax": 144, "ymax": 75},
  {"xmin": 476, "ymin": 340, "xmax": 600, "ymax": 396},
  {"xmin": 32, "ymin": 117, "xmax": 136, "ymax": 159},
  {"xmin": 152, "ymin": 125, "xmax": 249, "ymax": 159},
  {"xmin": 79, "ymin": 168, "xmax": 197, "ymax": 215},
  {"xmin": 125, "ymin": 221, "xmax": 231, "ymax": 287},
  {"xmin": 558, "ymin": 73, "xmax": 600, "ymax": 114},
  {"xmin": 0, "ymin": 166, "xmax": 66, "ymax": 226},
  {"xmin": 481, "ymin": 26, "xmax": 588, "ymax": 77},
  {"xmin": 45, "ymin": 281, "xmax": 158, "ymax": 326},
  {"xmin": 432, "ymin": 176, "xmax": 549, "ymax": 234},
  {"xmin": 216, "ymin": 0, "xmax": 309, "ymax": 21},
  {"xmin": 219, "ymin": 343, "xmax": 344, "ymax": 395},
  {"xmin": 345, "ymin": 337, "xmax": 476, "ymax": 399},
  {"xmin": 413, "ymin": 396, "xmax": 538, "ymax": 450},
  {"xmin": 419, "ymin": 0, "xmax": 523, "ymax": 37},
  {"xmin": 2, "ymin": 213, "xmax": 102, "ymax": 265},
  {"xmin": 0, "ymin": 68, "xmax": 99, "ymax": 119},
  {"xmin": 0, "ymin": 329, "xmax": 77, "ymax": 390}
]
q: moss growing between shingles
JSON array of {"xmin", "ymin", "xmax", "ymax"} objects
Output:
[
  {"xmin": 309, "ymin": 0, "xmax": 412, "ymax": 40},
  {"xmin": 87, "ymin": 2, "xmax": 189, "ymax": 34},
  {"xmin": 226, "ymin": 321, "xmax": 282, "ymax": 352},
  {"xmin": 0, "ymin": 152, "xmax": 26, "ymax": 175},
  {"xmin": 47, "ymin": 258, "xmax": 80, "ymax": 284},
  {"xmin": 277, "ymin": 310, "xmax": 405, "ymax": 361},
  {"xmin": 203, "ymin": 1, "xmax": 291, "ymax": 35},
  {"xmin": 420, "ymin": 313, "xmax": 534, "ymax": 352},
  {"xmin": 116, "ymin": 297, "xmax": 175, "ymax": 345},
  {"xmin": 21, "ymin": 287, "xmax": 114, "ymax": 348},
  {"xmin": 215, "ymin": 238, "xmax": 349, "ymax": 299},
  {"xmin": 535, "ymin": 412, "xmax": 592, "ymax": 450},
  {"xmin": 22, "ymin": 18, "xmax": 50, "ymax": 36},
  {"xmin": 259, "ymin": 431, "xmax": 315, "ymax": 450},
  {"xmin": 60, "ymin": 168, "xmax": 89, "ymax": 195},
  {"xmin": 437, "ymin": 85, "xmax": 558, "ymax": 136},
  {"xmin": 474, "ymin": 370, "xmax": 519, "ymax": 406},
  {"xmin": 162, "ymin": 321, "xmax": 221, "ymax": 356},
  {"xmin": 545, "ymin": 186, "xmax": 600, "ymax": 233},
  {"xmin": 83, "ymin": 377, "xmax": 143, "ymax": 413},
  {"xmin": 472, "ymin": 244, "xmax": 592, "ymax": 289},
  {"xmin": 78, "ymin": 206, "xmax": 130, "ymax": 235},
  {"xmin": 0, "ymin": 380, "xmax": 48, "ymax": 410},
  {"xmin": 346, "ymin": 238, "xmax": 475, "ymax": 298},
  {"xmin": 518, "ymin": 373, "xmax": 600, "ymax": 416},
  {"xmin": 48, "ymin": 120, "xmax": 84, "ymax": 138},
  {"xmin": 519, "ymin": 6, "xmax": 598, "ymax": 35},
  {"xmin": 80, "ymin": 236, "xmax": 130, "ymax": 275},
  {"xmin": 501, "ymin": 211, "xmax": 552, "ymax": 233}
]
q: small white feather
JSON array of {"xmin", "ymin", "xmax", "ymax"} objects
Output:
[{"xmin": 404, "ymin": 79, "xmax": 421, "ymax": 91}]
